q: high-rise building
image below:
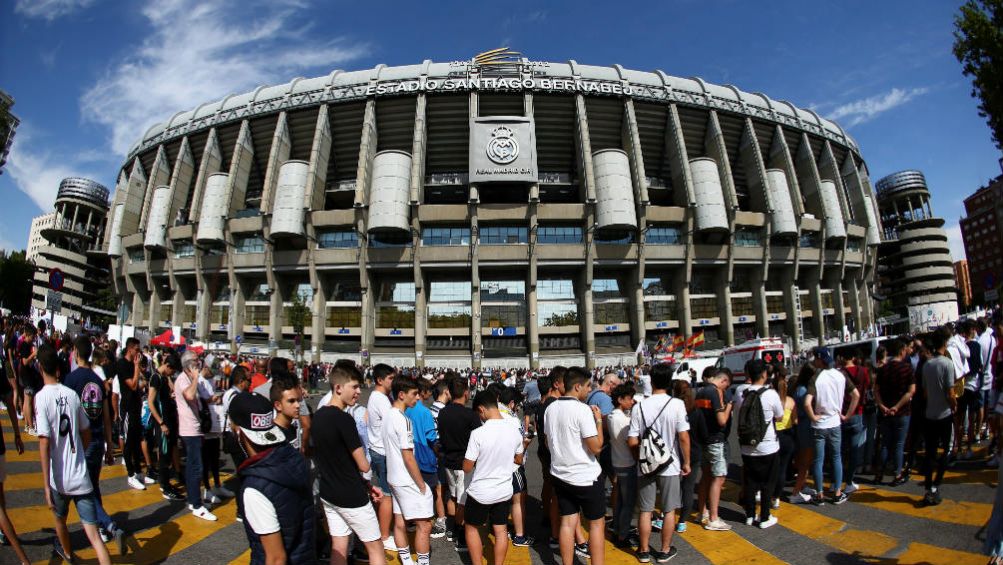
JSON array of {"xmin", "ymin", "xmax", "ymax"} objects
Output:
[
  {"xmin": 960, "ymin": 174, "xmax": 1003, "ymax": 305},
  {"xmin": 0, "ymin": 90, "xmax": 18, "ymax": 176},
  {"xmin": 30, "ymin": 178, "xmax": 113, "ymax": 321},
  {"xmin": 874, "ymin": 170, "xmax": 958, "ymax": 333},
  {"xmin": 954, "ymin": 259, "xmax": 972, "ymax": 310},
  {"xmin": 25, "ymin": 212, "xmax": 55, "ymax": 261}
]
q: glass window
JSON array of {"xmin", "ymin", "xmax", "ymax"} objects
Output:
[
  {"xmin": 731, "ymin": 296, "xmax": 754, "ymax": 316},
  {"xmin": 377, "ymin": 281, "xmax": 415, "ymax": 303},
  {"xmin": 538, "ymin": 303, "xmax": 579, "ymax": 327},
  {"xmin": 317, "ymin": 230, "xmax": 358, "ymax": 249},
  {"xmin": 644, "ymin": 299, "xmax": 677, "ymax": 321},
  {"xmin": 327, "ymin": 307, "xmax": 361, "ymax": 327},
  {"xmin": 427, "ymin": 305, "xmax": 472, "ymax": 328},
  {"xmin": 538, "ymin": 225, "xmax": 583, "ymax": 244},
  {"xmin": 481, "ymin": 280, "xmax": 525, "ymax": 302},
  {"xmin": 643, "ymin": 275, "xmax": 674, "ymax": 296},
  {"xmin": 248, "ymin": 283, "xmax": 271, "ymax": 302},
  {"xmin": 173, "ymin": 240, "xmax": 195, "ymax": 258},
  {"xmin": 235, "ymin": 234, "xmax": 265, "ymax": 254},
  {"xmin": 246, "ymin": 305, "xmax": 269, "ymax": 326},
  {"xmin": 128, "ymin": 248, "xmax": 145, "ymax": 263},
  {"xmin": 821, "ymin": 292, "xmax": 835, "ymax": 309},
  {"xmin": 482, "ymin": 304, "xmax": 527, "ymax": 327},
  {"xmin": 593, "ymin": 277, "xmax": 628, "ymax": 300},
  {"xmin": 689, "ymin": 272, "xmax": 717, "ymax": 295},
  {"xmin": 376, "ymin": 304, "xmax": 415, "ymax": 327},
  {"xmin": 209, "ymin": 305, "xmax": 229, "ymax": 326},
  {"xmin": 846, "ymin": 238, "xmax": 862, "ymax": 252},
  {"xmin": 647, "ymin": 225, "xmax": 683, "ymax": 245},
  {"xmin": 767, "ymin": 294, "xmax": 785, "ymax": 312},
  {"xmin": 538, "ymin": 279, "xmax": 575, "ymax": 300},
  {"xmin": 595, "ymin": 302, "xmax": 628, "ymax": 324},
  {"xmin": 800, "ymin": 231, "xmax": 820, "ymax": 248},
  {"xmin": 690, "ymin": 297, "xmax": 718, "ymax": 318},
  {"xmin": 327, "ymin": 280, "xmax": 362, "ymax": 302},
  {"xmin": 595, "ymin": 230, "xmax": 635, "ymax": 244},
  {"xmin": 429, "ymin": 281, "xmax": 472, "ymax": 302},
  {"xmin": 213, "ymin": 284, "xmax": 230, "ymax": 303},
  {"xmin": 480, "ymin": 226, "xmax": 528, "ymax": 245},
  {"xmin": 422, "ymin": 227, "xmax": 470, "ymax": 246},
  {"xmin": 735, "ymin": 227, "xmax": 763, "ymax": 247},
  {"xmin": 369, "ymin": 232, "xmax": 412, "ymax": 248}
]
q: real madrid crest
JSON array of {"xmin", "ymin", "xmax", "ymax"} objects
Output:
[{"xmin": 486, "ymin": 126, "xmax": 519, "ymax": 165}]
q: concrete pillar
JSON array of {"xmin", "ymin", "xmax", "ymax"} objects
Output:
[
  {"xmin": 782, "ymin": 269, "xmax": 801, "ymax": 352},
  {"xmin": 675, "ymin": 269, "xmax": 692, "ymax": 341},
  {"xmin": 752, "ymin": 267, "xmax": 769, "ymax": 337},
  {"xmin": 414, "ymin": 267, "xmax": 426, "ymax": 369},
  {"xmin": 232, "ymin": 286, "xmax": 246, "ymax": 355},
  {"xmin": 148, "ymin": 290, "xmax": 160, "ymax": 331},
  {"xmin": 470, "ymin": 212, "xmax": 482, "ymax": 370},
  {"xmin": 260, "ymin": 112, "xmax": 291, "ymax": 215},
  {"xmin": 189, "ymin": 129, "xmax": 222, "ymax": 223},
  {"xmin": 311, "ymin": 276, "xmax": 325, "ymax": 363},
  {"xmin": 528, "ymin": 219, "xmax": 540, "ymax": 369},
  {"xmin": 268, "ymin": 282, "xmax": 281, "ymax": 354},
  {"xmin": 717, "ymin": 268, "xmax": 735, "ymax": 346}
]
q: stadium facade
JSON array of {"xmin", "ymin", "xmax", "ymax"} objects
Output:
[{"xmin": 103, "ymin": 53, "xmax": 882, "ymax": 368}]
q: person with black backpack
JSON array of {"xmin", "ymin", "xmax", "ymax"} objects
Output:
[
  {"xmin": 627, "ymin": 363, "xmax": 691, "ymax": 562},
  {"xmin": 734, "ymin": 359, "xmax": 784, "ymax": 529}
]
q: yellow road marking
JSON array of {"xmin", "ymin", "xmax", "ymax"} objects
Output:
[
  {"xmin": 227, "ymin": 548, "xmax": 251, "ymax": 565},
  {"xmin": 771, "ymin": 500, "xmax": 898, "ymax": 556},
  {"xmin": 680, "ymin": 522, "xmax": 789, "ymax": 565},
  {"xmin": 850, "ymin": 485, "xmax": 990, "ymax": 527},
  {"xmin": 30, "ymin": 496, "xmax": 239, "ymax": 565},
  {"xmin": 5, "ymin": 464, "xmax": 129, "ymax": 492},
  {"xmin": 889, "ymin": 542, "xmax": 987, "ymax": 565}
]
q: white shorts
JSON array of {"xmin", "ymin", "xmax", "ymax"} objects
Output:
[
  {"xmin": 322, "ymin": 499, "xmax": 381, "ymax": 542},
  {"xmin": 390, "ymin": 483, "xmax": 433, "ymax": 520},
  {"xmin": 0, "ymin": 454, "xmax": 6, "ymax": 483},
  {"xmin": 445, "ymin": 469, "xmax": 470, "ymax": 504}
]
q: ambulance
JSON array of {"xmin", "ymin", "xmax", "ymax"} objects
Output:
[{"xmin": 717, "ymin": 336, "xmax": 790, "ymax": 382}]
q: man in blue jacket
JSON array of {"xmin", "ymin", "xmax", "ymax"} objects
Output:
[
  {"xmin": 230, "ymin": 391, "xmax": 316, "ymax": 564},
  {"xmin": 405, "ymin": 379, "xmax": 445, "ymax": 538}
]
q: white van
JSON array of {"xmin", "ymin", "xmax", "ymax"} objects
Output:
[
  {"xmin": 830, "ymin": 336, "xmax": 894, "ymax": 366},
  {"xmin": 717, "ymin": 337, "xmax": 791, "ymax": 382},
  {"xmin": 672, "ymin": 357, "xmax": 721, "ymax": 383}
]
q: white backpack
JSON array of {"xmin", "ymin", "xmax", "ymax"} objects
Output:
[{"xmin": 638, "ymin": 399, "xmax": 674, "ymax": 477}]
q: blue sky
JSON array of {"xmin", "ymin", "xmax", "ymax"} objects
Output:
[{"xmin": 1, "ymin": 0, "xmax": 999, "ymax": 259}]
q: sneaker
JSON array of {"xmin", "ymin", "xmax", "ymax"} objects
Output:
[
  {"xmin": 759, "ymin": 516, "xmax": 778, "ymax": 529},
  {"xmin": 922, "ymin": 491, "xmax": 936, "ymax": 506},
  {"xmin": 771, "ymin": 498, "xmax": 781, "ymax": 509},
  {"xmin": 431, "ymin": 522, "xmax": 446, "ymax": 539},
  {"xmin": 755, "ymin": 491, "xmax": 761, "ymax": 502},
  {"xmin": 843, "ymin": 483, "xmax": 859, "ymax": 495},
  {"xmin": 236, "ymin": 513, "xmax": 244, "ymax": 523},
  {"xmin": 615, "ymin": 534, "xmax": 640, "ymax": 548},
  {"xmin": 109, "ymin": 525, "xmax": 127, "ymax": 555},
  {"xmin": 204, "ymin": 490, "xmax": 221, "ymax": 505},
  {"xmin": 127, "ymin": 474, "xmax": 146, "ymax": 491},
  {"xmin": 52, "ymin": 538, "xmax": 74, "ymax": 563},
  {"xmin": 161, "ymin": 487, "xmax": 184, "ymax": 501},
  {"xmin": 651, "ymin": 517, "xmax": 664, "ymax": 532},
  {"xmin": 26, "ymin": 425, "xmax": 38, "ymax": 437},
  {"xmin": 675, "ymin": 522, "xmax": 687, "ymax": 533},
  {"xmin": 831, "ymin": 492, "xmax": 848, "ymax": 505},
  {"xmin": 637, "ymin": 550, "xmax": 652, "ymax": 563},
  {"xmin": 100, "ymin": 528, "xmax": 111, "ymax": 543},
  {"xmin": 745, "ymin": 515, "xmax": 757, "ymax": 526},
  {"xmin": 928, "ymin": 490, "xmax": 943, "ymax": 506},
  {"xmin": 699, "ymin": 511, "xmax": 710, "ymax": 525},
  {"xmin": 548, "ymin": 537, "xmax": 560, "ymax": 550},
  {"xmin": 704, "ymin": 519, "xmax": 732, "ymax": 531},
  {"xmin": 16, "ymin": 411, "xmax": 22, "ymax": 420},
  {"xmin": 653, "ymin": 547, "xmax": 678, "ymax": 562},
  {"xmin": 382, "ymin": 537, "xmax": 397, "ymax": 552},
  {"xmin": 512, "ymin": 535, "xmax": 534, "ymax": 547},
  {"xmin": 191, "ymin": 506, "xmax": 218, "ymax": 521},
  {"xmin": 788, "ymin": 491, "xmax": 811, "ymax": 504},
  {"xmin": 146, "ymin": 470, "xmax": 159, "ymax": 483},
  {"xmin": 141, "ymin": 474, "xmax": 155, "ymax": 485},
  {"xmin": 213, "ymin": 485, "xmax": 235, "ymax": 498},
  {"xmin": 0, "ymin": 530, "xmax": 7, "ymax": 545},
  {"xmin": 453, "ymin": 537, "xmax": 468, "ymax": 553},
  {"xmin": 444, "ymin": 528, "xmax": 453, "ymax": 542},
  {"xmin": 811, "ymin": 494, "xmax": 826, "ymax": 506},
  {"xmin": 575, "ymin": 542, "xmax": 590, "ymax": 559},
  {"xmin": 889, "ymin": 475, "xmax": 909, "ymax": 487}
]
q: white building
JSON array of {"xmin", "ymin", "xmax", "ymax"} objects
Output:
[{"xmin": 25, "ymin": 212, "xmax": 55, "ymax": 261}]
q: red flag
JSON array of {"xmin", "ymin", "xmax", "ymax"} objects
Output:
[{"xmin": 691, "ymin": 330, "xmax": 705, "ymax": 349}]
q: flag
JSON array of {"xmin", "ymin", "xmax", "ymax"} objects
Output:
[
  {"xmin": 635, "ymin": 339, "xmax": 647, "ymax": 357},
  {"xmin": 671, "ymin": 334, "xmax": 685, "ymax": 352},
  {"xmin": 691, "ymin": 330, "xmax": 705, "ymax": 348},
  {"xmin": 654, "ymin": 335, "xmax": 666, "ymax": 354}
]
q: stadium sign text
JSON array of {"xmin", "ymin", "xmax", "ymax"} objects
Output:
[{"xmin": 364, "ymin": 77, "xmax": 638, "ymax": 97}]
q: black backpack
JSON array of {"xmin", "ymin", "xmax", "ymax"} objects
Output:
[{"xmin": 737, "ymin": 387, "xmax": 770, "ymax": 447}]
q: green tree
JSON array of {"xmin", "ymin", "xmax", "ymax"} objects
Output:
[
  {"xmin": 0, "ymin": 249, "xmax": 33, "ymax": 314},
  {"xmin": 286, "ymin": 290, "xmax": 311, "ymax": 360},
  {"xmin": 953, "ymin": 0, "xmax": 1003, "ymax": 151}
]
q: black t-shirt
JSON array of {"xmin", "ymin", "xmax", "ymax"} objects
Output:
[
  {"xmin": 437, "ymin": 402, "xmax": 481, "ymax": 470},
  {"xmin": 64, "ymin": 367, "xmax": 106, "ymax": 436},
  {"xmin": 695, "ymin": 384, "xmax": 727, "ymax": 444},
  {"xmin": 149, "ymin": 373, "xmax": 178, "ymax": 428},
  {"xmin": 312, "ymin": 405, "xmax": 369, "ymax": 508},
  {"xmin": 537, "ymin": 396, "xmax": 557, "ymax": 458},
  {"xmin": 17, "ymin": 340, "xmax": 40, "ymax": 389},
  {"xmin": 116, "ymin": 357, "xmax": 141, "ymax": 416}
]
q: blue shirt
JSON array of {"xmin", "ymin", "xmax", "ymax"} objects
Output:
[
  {"xmin": 524, "ymin": 380, "xmax": 541, "ymax": 404},
  {"xmin": 586, "ymin": 389, "xmax": 615, "ymax": 416},
  {"xmin": 405, "ymin": 401, "xmax": 439, "ymax": 474},
  {"xmin": 64, "ymin": 367, "xmax": 106, "ymax": 436}
]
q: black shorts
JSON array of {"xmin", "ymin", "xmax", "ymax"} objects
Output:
[
  {"xmin": 552, "ymin": 476, "xmax": 605, "ymax": 521},
  {"xmin": 464, "ymin": 494, "xmax": 512, "ymax": 527},
  {"xmin": 959, "ymin": 388, "xmax": 983, "ymax": 415},
  {"xmin": 512, "ymin": 466, "xmax": 527, "ymax": 494}
]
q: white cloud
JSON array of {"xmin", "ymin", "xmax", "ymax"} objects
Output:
[
  {"xmin": 944, "ymin": 223, "xmax": 967, "ymax": 262},
  {"xmin": 80, "ymin": 0, "xmax": 368, "ymax": 157},
  {"xmin": 826, "ymin": 87, "xmax": 930, "ymax": 127},
  {"xmin": 14, "ymin": 0, "xmax": 96, "ymax": 21},
  {"xmin": 5, "ymin": 123, "xmax": 101, "ymax": 213}
]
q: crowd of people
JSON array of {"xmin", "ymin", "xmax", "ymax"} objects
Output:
[{"xmin": 1, "ymin": 312, "xmax": 1002, "ymax": 564}]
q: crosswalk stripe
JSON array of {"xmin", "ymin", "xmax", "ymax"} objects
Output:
[
  {"xmin": 849, "ymin": 485, "xmax": 990, "ymax": 527},
  {"xmin": 772, "ymin": 498, "xmax": 899, "ymax": 555},
  {"xmin": 30, "ymin": 497, "xmax": 239, "ymax": 565},
  {"xmin": 4, "ymin": 463, "xmax": 129, "ymax": 492},
  {"xmin": 910, "ymin": 467, "xmax": 998, "ymax": 486},
  {"xmin": 679, "ymin": 522, "xmax": 789, "ymax": 564},
  {"xmin": 227, "ymin": 548, "xmax": 251, "ymax": 564},
  {"xmin": 892, "ymin": 542, "xmax": 988, "ymax": 565}
]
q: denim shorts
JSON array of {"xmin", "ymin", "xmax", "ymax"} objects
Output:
[
  {"xmin": 51, "ymin": 490, "xmax": 99, "ymax": 525},
  {"xmin": 369, "ymin": 449, "xmax": 390, "ymax": 492},
  {"xmin": 702, "ymin": 442, "xmax": 728, "ymax": 477}
]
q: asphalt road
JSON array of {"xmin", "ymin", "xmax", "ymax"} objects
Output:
[{"xmin": 3, "ymin": 385, "xmax": 997, "ymax": 565}]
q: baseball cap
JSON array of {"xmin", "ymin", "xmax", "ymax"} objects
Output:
[
  {"xmin": 813, "ymin": 346, "xmax": 834, "ymax": 367},
  {"xmin": 228, "ymin": 392, "xmax": 286, "ymax": 447}
]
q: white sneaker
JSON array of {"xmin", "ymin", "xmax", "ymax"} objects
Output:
[
  {"xmin": 745, "ymin": 515, "xmax": 757, "ymax": 526},
  {"xmin": 759, "ymin": 516, "xmax": 778, "ymax": 529},
  {"xmin": 127, "ymin": 474, "xmax": 146, "ymax": 491},
  {"xmin": 213, "ymin": 486, "xmax": 235, "ymax": 498},
  {"xmin": 191, "ymin": 506, "xmax": 218, "ymax": 521},
  {"xmin": 771, "ymin": 498, "xmax": 781, "ymax": 509},
  {"xmin": 142, "ymin": 474, "xmax": 155, "ymax": 485},
  {"xmin": 383, "ymin": 537, "xmax": 397, "ymax": 552},
  {"xmin": 843, "ymin": 483, "xmax": 859, "ymax": 495},
  {"xmin": 755, "ymin": 491, "xmax": 761, "ymax": 503}
]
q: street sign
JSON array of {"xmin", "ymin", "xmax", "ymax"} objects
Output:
[
  {"xmin": 48, "ymin": 268, "xmax": 65, "ymax": 292},
  {"xmin": 46, "ymin": 290, "xmax": 63, "ymax": 313}
]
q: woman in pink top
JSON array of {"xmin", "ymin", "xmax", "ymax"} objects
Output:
[{"xmin": 175, "ymin": 351, "xmax": 217, "ymax": 521}]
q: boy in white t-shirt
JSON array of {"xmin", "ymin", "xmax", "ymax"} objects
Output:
[
  {"xmin": 383, "ymin": 377, "xmax": 433, "ymax": 565},
  {"xmin": 608, "ymin": 383, "xmax": 638, "ymax": 547},
  {"xmin": 36, "ymin": 344, "xmax": 112, "ymax": 565},
  {"xmin": 734, "ymin": 358, "xmax": 784, "ymax": 528},
  {"xmin": 463, "ymin": 389, "xmax": 524, "ymax": 565}
]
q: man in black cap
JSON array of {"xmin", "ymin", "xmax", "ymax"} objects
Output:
[{"xmin": 229, "ymin": 391, "xmax": 316, "ymax": 564}]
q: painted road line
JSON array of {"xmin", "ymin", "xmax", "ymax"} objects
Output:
[
  {"xmin": 771, "ymin": 499, "xmax": 899, "ymax": 556},
  {"xmin": 891, "ymin": 542, "xmax": 987, "ymax": 565},
  {"xmin": 850, "ymin": 485, "xmax": 990, "ymax": 527},
  {"xmin": 910, "ymin": 467, "xmax": 998, "ymax": 486},
  {"xmin": 5, "ymin": 463, "xmax": 129, "ymax": 492},
  {"xmin": 680, "ymin": 520, "xmax": 789, "ymax": 565},
  {"xmin": 30, "ymin": 497, "xmax": 239, "ymax": 565},
  {"xmin": 227, "ymin": 548, "xmax": 251, "ymax": 565}
]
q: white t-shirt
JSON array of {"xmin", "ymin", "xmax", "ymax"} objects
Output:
[
  {"xmin": 948, "ymin": 335, "xmax": 971, "ymax": 381},
  {"xmin": 628, "ymin": 394, "xmax": 689, "ymax": 477},
  {"xmin": 35, "ymin": 383, "xmax": 93, "ymax": 495},
  {"xmin": 810, "ymin": 368, "xmax": 847, "ymax": 430},
  {"xmin": 367, "ymin": 390, "xmax": 392, "ymax": 455},
  {"xmin": 544, "ymin": 397, "xmax": 601, "ymax": 486},
  {"xmin": 464, "ymin": 419, "xmax": 524, "ymax": 504},
  {"xmin": 638, "ymin": 374, "xmax": 652, "ymax": 397},
  {"xmin": 243, "ymin": 487, "xmax": 280, "ymax": 535},
  {"xmin": 608, "ymin": 408, "xmax": 635, "ymax": 469},
  {"xmin": 978, "ymin": 329, "xmax": 996, "ymax": 390},
  {"xmin": 383, "ymin": 407, "xmax": 416, "ymax": 487},
  {"xmin": 734, "ymin": 384, "xmax": 784, "ymax": 456},
  {"xmin": 111, "ymin": 373, "xmax": 121, "ymax": 411}
]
